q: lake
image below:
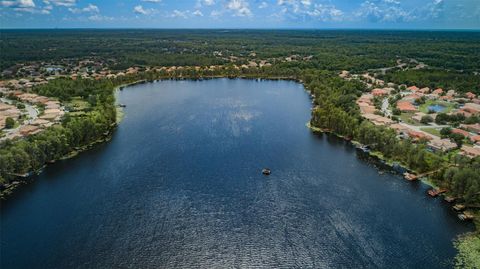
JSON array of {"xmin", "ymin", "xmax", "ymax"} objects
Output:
[
  {"xmin": 0, "ymin": 79, "xmax": 473, "ymax": 268},
  {"xmin": 428, "ymin": 104, "xmax": 446, "ymax": 113}
]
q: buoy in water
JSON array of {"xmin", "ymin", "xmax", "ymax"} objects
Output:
[{"xmin": 262, "ymin": 168, "xmax": 271, "ymax": 175}]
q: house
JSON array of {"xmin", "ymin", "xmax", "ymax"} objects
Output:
[
  {"xmin": 407, "ymin": 86, "xmax": 420, "ymax": 92},
  {"xmin": 0, "ymin": 103, "xmax": 13, "ymax": 111},
  {"xmin": 339, "ymin": 70, "xmax": 350, "ymax": 78},
  {"xmin": 372, "ymin": 116, "xmax": 394, "ymax": 126},
  {"xmin": 451, "ymin": 128, "xmax": 470, "ymax": 138},
  {"xmin": 470, "ymin": 135, "xmax": 480, "ymax": 144},
  {"xmin": 372, "ymin": 88, "xmax": 388, "ymax": 96},
  {"xmin": 397, "ymin": 101, "xmax": 417, "ymax": 112},
  {"xmin": 19, "ymin": 125, "xmax": 42, "ymax": 136},
  {"xmin": 403, "ymin": 93, "xmax": 423, "ymax": 101},
  {"xmin": 440, "ymin": 95, "xmax": 454, "ymax": 101},
  {"xmin": 463, "ymin": 103, "xmax": 480, "ymax": 114},
  {"xmin": 419, "ymin": 87, "xmax": 430, "ymax": 94},
  {"xmin": 460, "ymin": 146, "xmax": 480, "ymax": 158},
  {"xmin": 428, "ymin": 139, "xmax": 457, "ymax": 152},
  {"xmin": 407, "ymin": 130, "xmax": 432, "ymax": 141},
  {"xmin": 460, "ymin": 123, "xmax": 480, "ymax": 134},
  {"xmin": 390, "ymin": 123, "xmax": 410, "ymax": 134},
  {"xmin": 432, "ymin": 88, "xmax": 443, "ymax": 95},
  {"xmin": 362, "ymin": 113, "xmax": 394, "ymax": 126},
  {"xmin": 358, "ymin": 102, "xmax": 376, "ymax": 114},
  {"xmin": 465, "ymin": 92, "xmax": 476, "ymax": 100}
]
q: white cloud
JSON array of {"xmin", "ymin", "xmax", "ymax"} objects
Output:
[
  {"xmin": 226, "ymin": 0, "xmax": 252, "ymax": 17},
  {"xmin": 69, "ymin": 3, "xmax": 99, "ymax": 14},
  {"xmin": 258, "ymin": 1, "xmax": 268, "ymax": 9},
  {"xmin": 0, "ymin": 0, "xmax": 50, "ymax": 13},
  {"xmin": 195, "ymin": 0, "xmax": 214, "ymax": 8},
  {"xmin": 383, "ymin": 0, "xmax": 400, "ymax": 4},
  {"xmin": 142, "ymin": 0, "xmax": 161, "ymax": 2},
  {"xmin": 423, "ymin": 0, "xmax": 444, "ymax": 19},
  {"xmin": 354, "ymin": 0, "xmax": 412, "ymax": 22},
  {"xmin": 192, "ymin": 9, "xmax": 203, "ymax": 16},
  {"xmin": 277, "ymin": 0, "xmax": 344, "ymax": 22},
  {"xmin": 44, "ymin": 0, "xmax": 76, "ymax": 7},
  {"xmin": 203, "ymin": 0, "xmax": 215, "ymax": 6},
  {"xmin": 88, "ymin": 14, "xmax": 113, "ymax": 21},
  {"xmin": 170, "ymin": 9, "xmax": 188, "ymax": 18},
  {"xmin": 1, "ymin": 0, "xmax": 35, "ymax": 8},
  {"xmin": 210, "ymin": 9, "xmax": 222, "ymax": 18},
  {"xmin": 307, "ymin": 4, "xmax": 344, "ymax": 21},
  {"xmin": 133, "ymin": 5, "xmax": 155, "ymax": 15}
]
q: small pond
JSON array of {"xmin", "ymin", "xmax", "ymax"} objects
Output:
[{"xmin": 428, "ymin": 104, "xmax": 446, "ymax": 113}]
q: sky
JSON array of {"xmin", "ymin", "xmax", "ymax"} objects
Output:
[{"xmin": 0, "ymin": 0, "xmax": 479, "ymax": 29}]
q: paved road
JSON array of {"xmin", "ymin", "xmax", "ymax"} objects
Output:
[
  {"xmin": 381, "ymin": 98, "xmax": 391, "ymax": 117},
  {"xmin": 398, "ymin": 122, "xmax": 450, "ymax": 140},
  {"xmin": 0, "ymin": 98, "xmax": 39, "ymax": 141}
]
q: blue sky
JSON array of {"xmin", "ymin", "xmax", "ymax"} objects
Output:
[{"xmin": 0, "ymin": 0, "xmax": 479, "ymax": 29}]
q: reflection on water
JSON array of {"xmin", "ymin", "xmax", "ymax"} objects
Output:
[{"xmin": 1, "ymin": 79, "xmax": 473, "ymax": 269}]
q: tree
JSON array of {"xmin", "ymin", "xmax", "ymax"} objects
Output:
[
  {"xmin": 421, "ymin": 115, "xmax": 433, "ymax": 124},
  {"xmin": 5, "ymin": 117, "xmax": 14, "ymax": 129},
  {"xmin": 450, "ymin": 133, "xmax": 465, "ymax": 148},
  {"xmin": 440, "ymin": 127, "xmax": 452, "ymax": 137}
]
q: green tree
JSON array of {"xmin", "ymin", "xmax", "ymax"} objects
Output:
[{"xmin": 5, "ymin": 117, "xmax": 15, "ymax": 129}]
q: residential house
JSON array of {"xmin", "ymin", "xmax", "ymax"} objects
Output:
[
  {"xmin": 428, "ymin": 139, "xmax": 457, "ymax": 152},
  {"xmin": 460, "ymin": 146, "xmax": 480, "ymax": 158},
  {"xmin": 397, "ymin": 101, "xmax": 417, "ymax": 112},
  {"xmin": 461, "ymin": 123, "xmax": 480, "ymax": 134}
]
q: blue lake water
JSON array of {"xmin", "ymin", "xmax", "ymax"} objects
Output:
[
  {"xmin": 0, "ymin": 79, "xmax": 473, "ymax": 268},
  {"xmin": 428, "ymin": 104, "xmax": 446, "ymax": 113}
]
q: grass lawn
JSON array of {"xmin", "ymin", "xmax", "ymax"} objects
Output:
[
  {"xmin": 419, "ymin": 100, "xmax": 455, "ymax": 114},
  {"xmin": 399, "ymin": 112, "xmax": 421, "ymax": 126},
  {"xmin": 420, "ymin": 127, "xmax": 441, "ymax": 137},
  {"xmin": 66, "ymin": 97, "xmax": 90, "ymax": 112}
]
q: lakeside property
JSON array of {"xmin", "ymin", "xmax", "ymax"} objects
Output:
[
  {"xmin": 343, "ymin": 70, "xmax": 480, "ymax": 159},
  {"xmin": 1, "ymin": 78, "xmax": 474, "ymax": 269},
  {"xmin": 0, "ymin": 30, "xmax": 479, "ymax": 268}
]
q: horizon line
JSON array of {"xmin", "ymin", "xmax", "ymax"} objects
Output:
[{"xmin": 1, "ymin": 27, "xmax": 480, "ymax": 32}]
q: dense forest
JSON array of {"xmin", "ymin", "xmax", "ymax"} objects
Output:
[{"xmin": 1, "ymin": 30, "xmax": 479, "ymax": 93}]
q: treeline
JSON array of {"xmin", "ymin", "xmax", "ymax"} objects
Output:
[
  {"xmin": 2, "ymin": 30, "xmax": 479, "ymax": 73},
  {"xmin": 0, "ymin": 78, "xmax": 118, "ymax": 185},
  {"xmin": 305, "ymin": 70, "xmax": 479, "ymax": 206},
  {"xmin": 379, "ymin": 69, "xmax": 480, "ymax": 95},
  {"xmin": 0, "ymin": 65, "xmax": 292, "ymax": 186}
]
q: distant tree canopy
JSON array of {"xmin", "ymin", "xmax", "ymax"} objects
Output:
[{"xmin": 1, "ymin": 30, "xmax": 479, "ymax": 94}]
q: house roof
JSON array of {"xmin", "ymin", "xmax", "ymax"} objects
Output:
[{"xmin": 452, "ymin": 128, "xmax": 470, "ymax": 137}]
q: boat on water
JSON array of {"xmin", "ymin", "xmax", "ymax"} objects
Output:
[
  {"xmin": 453, "ymin": 204, "xmax": 466, "ymax": 211},
  {"xmin": 262, "ymin": 168, "xmax": 271, "ymax": 175}
]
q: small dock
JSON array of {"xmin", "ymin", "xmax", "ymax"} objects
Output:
[
  {"xmin": 427, "ymin": 188, "xmax": 447, "ymax": 197},
  {"xmin": 403, "ymin": 172, "xmax": 418, "ymax": 181},
  {"xmin": 458, "ymin": 211, "xmax": 474, "ymax": 221},
  {"xmin": 444, "ymin": 196, "xmax": 456, "ymax": 203},
  {"xmin": 404, "ymin": 168, "xmax": 443, "ymax": 182}
]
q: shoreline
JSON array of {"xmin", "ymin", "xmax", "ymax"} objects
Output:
[{"xmin": 1, "ymin": 75, "xmax": 477, "ymax": 266}]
